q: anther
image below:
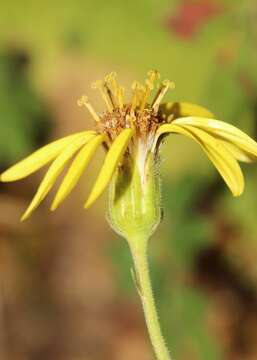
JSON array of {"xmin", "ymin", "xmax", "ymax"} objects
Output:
[
  {"xmin": 92, "ymin": 80, "xmax": 113, "ymax": 112},
  {"xmin": 139, "ymin": 70, "xmax": 160, "ymax": 111},
  {"xmin": 131, "ymin": 81, "xmax": 140, "ymax": 111},
  {"xmin": 116, "ymin": 86, "xmax": 125, "ymax": 108},
  {"xmin": 152, "ymin": 80, "xmax": 175, "ymax": 113},
  {"xmin": 105, "ymin": 72, "xmax": 118, "ymax": 92},
  {"xmin": 131, "ymin": 82, "xmax": 147, "ymax": 112},
  {"xmin": 105, "ymin": 72, "xmax": 124, "ymax": 109},
  {"xmin": 147, "ymin": 69, "xmax": 160, "ymax": 80},
  {"xmin": 77, "ymin": 95, "xmax": 100, "ymax": 122},
  {"xmin": 104, "ymin": 82, "xmax": 117, "ymax": 109}
]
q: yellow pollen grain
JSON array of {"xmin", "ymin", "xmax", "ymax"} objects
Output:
[
  {"xmin": 77, "ymin": 96, "xmax": 100, "ymax": 122},
  {"xmin": 92, "ymin": 80, "xmax": 113, "ymax": 112}
]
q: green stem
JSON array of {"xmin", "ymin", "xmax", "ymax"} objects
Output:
[{"xmin": 129, "ymin": 237, "xmax": 171, "ymax": 360}]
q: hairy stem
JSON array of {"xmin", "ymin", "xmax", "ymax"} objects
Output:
[{"xmin": 129, "ymin": 237, "xmax": 171, "ymax": 360}]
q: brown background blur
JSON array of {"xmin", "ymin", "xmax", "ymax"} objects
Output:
[{"xmin": 0, "ymin": 0, "xmax": 257, "ymax": 359}]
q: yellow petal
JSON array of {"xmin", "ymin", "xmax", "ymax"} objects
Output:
[
  {"xmin": 51, "ymin": 135, "xmax": 105, "ymax": 211},
  {"xmin": 21, "ymin": 134, "xmax": 95, "ymax": 221},
  {"xmin": 173, "ymin": 117, "xmax": 257, "ymax": 161},
  {"xmin": 157, "ymin": 124, "xmax": 244, "ymax": 196},
  {"xmin": 84, "ymin": 128, "xmax": 134, "ymax": 208},
  {"xmin": 220, "ymin": 141, "xmax": 255, "ymax": 163},
  {"xmin": 160, "ymin": 102, "xmax": 214, "ymax": 119},
  {"xmin": 0, "ymin": 131, "xmax": 96, "ymax": 182}
]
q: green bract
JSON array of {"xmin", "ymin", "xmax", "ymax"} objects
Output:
[{"xmin": 108, "ymin": 152, "xmax": 161, "ymax": 240}]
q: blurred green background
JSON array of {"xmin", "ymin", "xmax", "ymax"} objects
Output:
[{"xmin": 0, "ymin": 0, "xmax": 257, "ymax": 359}]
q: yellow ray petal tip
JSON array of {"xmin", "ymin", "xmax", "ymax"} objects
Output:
[
  {"xmin": 50, "ymin": 197, "xmax": 62, "ymax": 211},
  {"xmin": 20, "ymin": 211, "xmax": 30, "ymax": 222},
  {"xmin": 50, "ymin": 203, "xmax": 57, "ymax": 211},
  {"xmin": 84, "ymin": 198, "xmax": 93, "ymax": 209},
  {"xmin": 0, "ymin": 172, "xmax": 9, "ymax": 182}
]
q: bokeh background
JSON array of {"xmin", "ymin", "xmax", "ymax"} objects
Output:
[{"xmin": 0, "ymin": 0, "xmax": 257, "ymax": 359}]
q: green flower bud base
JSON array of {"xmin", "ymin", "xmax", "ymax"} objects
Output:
[{"xmin": 108, "ymin": 153, "xmax": 171, "ymax": 360}]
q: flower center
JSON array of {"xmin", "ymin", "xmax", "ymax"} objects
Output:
[
  {"xmin": 99, "ymin": 106, "xmax": 161, "ymax": 141},
  {"xmin": 78, "ymin": 70, "xmax": 175, "ymax": 147}
]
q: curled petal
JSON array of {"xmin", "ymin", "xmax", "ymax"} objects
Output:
[
  {"xmin": 51, "ymin": 135, "xmax": 105, "ymax": 211},
  {"xmin": 21, "ymin": 134, "xmax": 95, "ymax": 221},
  {"xmin": 160, "ymin": 102, "xmax": 214, "ymax": 120},
  {"xmin": 157, "ymin": 124, "xmax": 244, "ymax": 197},
  {"xmin": 0, "ymin": 131, "xmax": 96, "ymax": 182},
  {"xmin": 173, "ymin": 117, "xmax": 257, "ymax": 161},
  {"xmin": 84, "ymin": 128, "xmax": 135, "ymax": 208}
]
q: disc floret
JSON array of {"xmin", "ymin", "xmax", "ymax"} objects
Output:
[{"xmin": 78, "ymin": 71, "xmax": 175, "ymax": 150}]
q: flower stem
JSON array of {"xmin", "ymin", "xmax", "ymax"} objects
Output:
[{"xmin": 129, "ymin": 237, "xmax": 171, "ymax": 360}]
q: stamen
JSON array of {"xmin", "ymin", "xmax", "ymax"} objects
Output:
[
  {"xmin": 105, "ymin": 72, "xmax": 118, "ymax": 108},
  {"xmin": 131, "ymin": 81, "xmax": 140, "ymax": 111},
  {"xmin": 133, "ymin": 83, "xmax": 146, "ymax": 111},
  {"xmin": 138, "ymin": 84, "xmax": 146, "ymax": 104},
  {"xmin": 92, "ymin": 80, "xmax": 113, "ymax": 112},
  {"xmin": 105, "ymin": 72, "xmax": 124, "ymax": 109},
  {"xmin": 116, "ymin": 86, "xmax": 125, "ymax": 109},
  {"xmin": 152, "ymin": 80, "xmax": 175, "ymax": 113},
  {"xmin": 77, "ymin": 96, "xmax": 101, "ymax": 122},
  {"xmin": 104, "ymin": 82, "xmax": 117, "ymax": 109},
  {"xmin": 139, "ymin": 70, "xmax": 160, "ymax": 111},
  {"xmin": 106, "ymin": 72, "xmax": 118, "ymax": 93}
]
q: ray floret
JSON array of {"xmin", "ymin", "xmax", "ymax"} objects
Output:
[
  {"xmin": 173, "ymin": 116, "xmax": 257, "ymax": 159},
  {"xmin": 21, "ymin": 133, "xmax": 95, "ymax": 221},
  {"xmin": 157, "ymin": 123, "xmax": 244, "ymax": 196},
  {"xmin": 51, "ymin": 134, "xmax": 106, "ymax": 211},
  {"xmin": 84, "ymin": 128, "xmax": 135, "ymax": 208},
  {"xmin": 0, "ymin": 131, "xmax": 95, "ymax": 182}
]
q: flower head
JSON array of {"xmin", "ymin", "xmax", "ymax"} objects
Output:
[{"xmin": 1, "ymin": 70, "xmax": 257, "ymax": 221}]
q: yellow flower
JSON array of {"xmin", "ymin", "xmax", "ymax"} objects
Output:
[
  {"xmin": 2, "ymin": 70, "xmax": 257, "ymax": 360},
  {"xmin": 1, "ymin": 70, "xmax": 257, "ymax": 222}
]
